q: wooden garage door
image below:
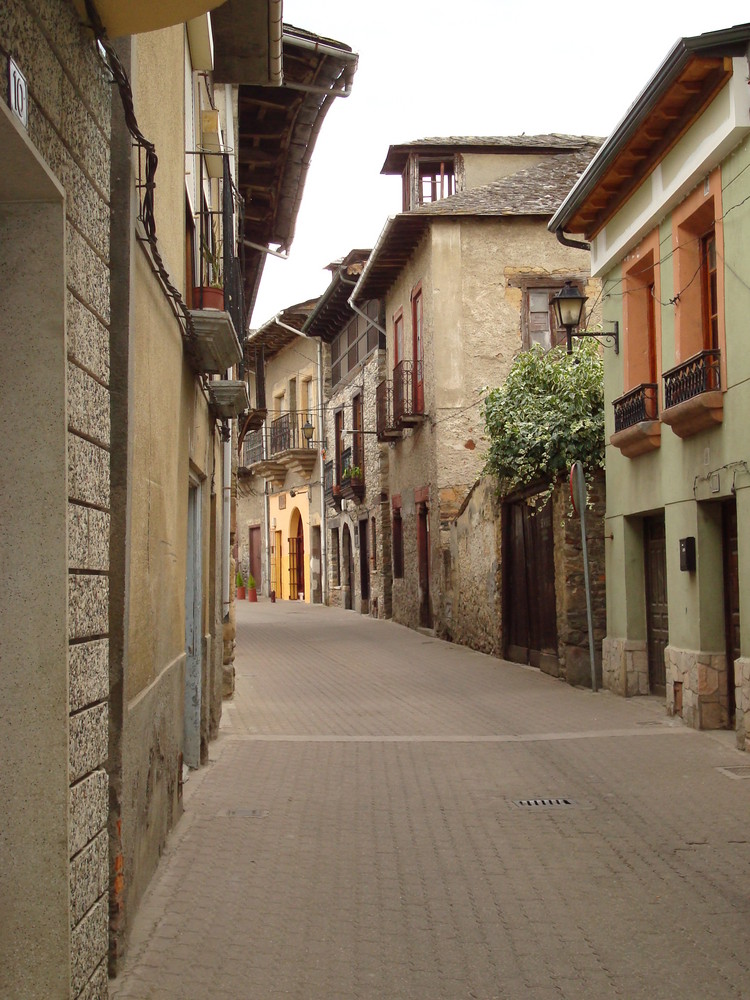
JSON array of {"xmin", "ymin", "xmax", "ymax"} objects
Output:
[{"xmin": 505, "ymin": 495, "xmax": 557, "ymax": 671}]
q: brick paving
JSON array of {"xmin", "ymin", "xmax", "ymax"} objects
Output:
[{"xmin": 110, "ymin": 600, "xmax": 750, "ymax": 1000}]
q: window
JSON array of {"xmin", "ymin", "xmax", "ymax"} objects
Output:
[
  {"xmin": 392, "ymin": 504, "xmax": 403, "ymax": 579},
  {"xmin": 622, "ymin": 229, "xmax": 661, "ymax": 395},
  {"xmin": 330, "ymin": 300, "xmax": 381, "ymax": 389},
  {"xmin": 402, "ymin": 153, "xmax": 457, "ymax": 210},
  {"xmin": 671, "ymin": 168, "xmax": 725, "ymax": 365},
  {"xmin": 393, "ymin": 308, "xmax": 404, "ymax": 370},
  {"xmin": 352, "ymin": 393, "xmax": 364, "ymax": 470},
  {"xmin": 523, "ymin": 285, "xmax": 571, "ymax": 351},
  {"xmin": 334, "ymin": 408, "xmax": 344, "ymax": 484},
  {"xmin": 701, "ymin": 230, "xmax": 718, "ymax": 350},
  {"xmin": 371, "ymin": 517, "xmax": 377, "ymax": 570},
  {"xmin": 411, "ymin": 284, "xmax": 424, "ymax": 413},
  {"xmin": 330, "ymin": 528, "xmax": 340, "ymax": 586}
]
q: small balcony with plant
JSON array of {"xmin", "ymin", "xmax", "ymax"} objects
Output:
[{"xmin": 339, "ymin": 447, "xmax": 365, "ymax": 502}]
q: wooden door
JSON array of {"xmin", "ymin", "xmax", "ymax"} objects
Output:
[
  {"xmin": 249, "ymin": 525, "xmax": 262, "ymax": 590},
  {"xmin": 644, "ymin": 515, "xmax": 668, "ymax": 694},
  {"xmin": 359, "ymin": 517, "xmax": 370, "ymax": 606},
  {"xmin": 342, "ymin": 524, "xmax": 353, "ymax": 610},
  {"xmin": 184, "ymin": 482, "xmax": 202, "ymax": 768},
  {"xmin": 296, "ymin": 519, "xmax": 305, "ymax": 600},
  {"xmin": 288, "ymin": 536, "xmax": 298, "ymax": 600},
  {"xmin": 417, "ymin": 501, "xmax": 432, "ymax": 628},
  {"xmin": 412, "ymin": 289, "xmax": 424, "ymax": 413},
  {"xmin": 505, "ymin": 496, "xmax": 557, "ymax": 670},
  {"xmin": 723, "ymin": 500, "xmax": 739, "ymax": 725}
]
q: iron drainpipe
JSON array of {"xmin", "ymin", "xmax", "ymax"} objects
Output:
[
  {"xmin": 317, "ymin": 337, "xmax": 327, "ymax": 605},
  {"xmin": 222, "ymin": 426, "xmax": 231, "ymax": 619},
  {"xmin": 555, "ymin": 227, "xmax": 591, "ymax": 252},
  {"xmin": 338, "ymin": 272, "xmax": 387, "ymax": 336}
]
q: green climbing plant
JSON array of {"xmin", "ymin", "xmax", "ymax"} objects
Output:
[{"xmin": 482, "ymin": 340, "xmax": 604, "ymax": 497}]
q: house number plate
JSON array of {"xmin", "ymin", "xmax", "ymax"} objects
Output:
[{"xmin": 9, "ymin": 58, "xmax": 28, "ymax": 130}]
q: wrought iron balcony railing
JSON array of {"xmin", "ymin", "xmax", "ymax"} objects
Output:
[
  {"xmin": 242, "ymin": 429, "xmax": 264, "ymax": 468},
  {"xmin": 376, "ymin": 379, "xmax": 400, "ymax": 440},
  {"xmin": 613, "ymin": 383, "xmax": 658, "ymax": 432},
  {"xmin": 393, "ymin": 359, "xmax": 425, "ymax": 425},
  {"xmin": 663, "ymin": 349, "xmax": 721, "ymax": 409},
  {"xmin": 269, "ymin": 411, "xmax": 315, "ymax": 455}
]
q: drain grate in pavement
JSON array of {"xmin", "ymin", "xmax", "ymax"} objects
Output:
[
  {"xmin": 716, "ymin": 765, "xmax": 750, "ymax": 780},
  {"xmin": 217, "ymin": 808, "xmax": 269, "ymax": 818},
  {"xmin": 511, "ymin": 797, "xmax": 576, "ymax": 809}
]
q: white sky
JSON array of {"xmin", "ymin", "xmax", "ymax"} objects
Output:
[{"xmin": 250, "ymin": 1, "xmax": 750, "ymax": 327}]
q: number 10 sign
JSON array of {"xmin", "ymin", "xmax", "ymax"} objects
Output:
[{"xmin": 9, "ymin": 58, "xmax": 28, "ymax": 130}]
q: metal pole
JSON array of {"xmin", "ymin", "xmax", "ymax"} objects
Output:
[{"xmin": 570, "ymin": 462, "xmax": 597, "ymax": 692}]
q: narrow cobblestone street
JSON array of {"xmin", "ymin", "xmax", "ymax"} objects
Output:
[{"xmin": 110, "ymin": 600, "xmax": 750, "ymax": 1000}]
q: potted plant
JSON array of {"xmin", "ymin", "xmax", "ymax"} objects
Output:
[
  {"xmin": 340, "ymin": 464, "xmax": 364, "ymax": 501},
  {"xmin": 246, "ymin": 572, "xmax": 258, "ymax": 603},
  {"xmin": 235, "ymin": 569, "xmax": 246, "ymax": 601},
  {"xmin": 193, "ymin": 236, "xmax": 224, "ymax": 310}
]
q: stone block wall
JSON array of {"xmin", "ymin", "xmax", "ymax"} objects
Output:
[
  {"xmin": 444, "ymin": 479, "xmax": 502, "ymax": 655},
  {"xmin": 0, "ymin": 1, "xmax": 112, "ymax": 996},
  {"xmin": 735, "ymin": 657, "xmax": 750, "ymax": 751},
  {"xmin": 601, "ymin": 637, "xmax": 649, "ymax": 696},
  {"xmin": 666, "ymin": 646, "xmax": 731, "ymax": 730}
]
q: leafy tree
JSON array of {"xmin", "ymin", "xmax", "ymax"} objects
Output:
[{"xmin": 482, "ymin": 340, "xmax": 604, "ymax": 496}]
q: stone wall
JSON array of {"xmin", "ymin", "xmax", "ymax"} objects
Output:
[
  {"xmin": 444, "ymin": 479, "xmax": 502, "ymax": 655},
  {"xmin": 445, "ymin": 474, "xmax": 606, "ymax": 685},
  {"xmin": 554, "ymin": 471, "xmax": 607, "ymax": 687},
  {"xmin": 665, "ymin": 646, "xmax": 731, "ymax": 730},
  {"xmin": 325, "ymin": 348, "xmax": 392, "ymax": 616},
  {"xmin": 0, "ymin": 1, "xmax": 112, "ymax": 996}
]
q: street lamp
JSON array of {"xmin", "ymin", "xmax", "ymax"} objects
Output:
[
  {"xmin": 301, "ymin": 417, "xmax": 314, "ymax": 446},
  {"xmin": 551, "ymin": 280, "xmax": 619, "ymax": 356},
  {"xmin": 551, "ymin": 281, "xmax": 588, "ymax": 355}
]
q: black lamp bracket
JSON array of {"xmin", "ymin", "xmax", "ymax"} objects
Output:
[{"xmin": 568, "ymin": 321, "xmax": 619, "ymax": 355}]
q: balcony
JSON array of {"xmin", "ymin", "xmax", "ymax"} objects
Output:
[
  {"xmin": 393, "ymin": 360, "xmax": 425, "ymax": 427},
  {"xmin": 207, "ymin": 379, "xmax": 249, "ymax": 419},
  {"xmin": 340, "ymin": 447, "xmax": 365, "ymax": 503},
  {"xmin": 188, "ymin": 308, "xmax": 242, "ymax": 375},
  {"xmin": 375, "ymin": 380, "xmax": 401, "ymax": 441},
  {"xmin": 324, "ymin": 460, "xmax": 341, "ymax": 511},
  {"xmin": 661, "ymin": 349, "xmax": 723, "ymax": 438},
  {"xmin": 241, "ymin": 412, "xmax": 319, "ymax": 484},
  {"xmin": 610, "ymin": 383, "xmax": 661, "ymax": 458}
]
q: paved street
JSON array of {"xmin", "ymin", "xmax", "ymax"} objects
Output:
[{"xmin": 110, "ymin": 599, "xmax": 750, "ymax": 1000}]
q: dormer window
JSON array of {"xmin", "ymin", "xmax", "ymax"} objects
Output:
[{"xmin": 402, "ymin": 153, "xmax": 457, "ymax": 211}]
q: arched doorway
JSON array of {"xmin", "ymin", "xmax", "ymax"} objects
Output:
[
  {"xmin": 288, "ymin": 508, "xmax": 305, "ymax": 601},
  {"xmin": 342, "ymin": 524, "xmax": 354, "ymax": 610}
]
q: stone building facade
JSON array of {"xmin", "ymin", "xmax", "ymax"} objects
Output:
[
  {"xmin": 352, "ymin": 136, "xmax": 603, "ymax": 639},
  {"xmin": 1, "ymin": 1, "xmax": 112, "ymax": 995},
  {"xmin": 302, "ymin": 253, "xmax": 391, "ymax": 618}
]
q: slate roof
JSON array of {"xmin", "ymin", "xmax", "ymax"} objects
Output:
[
  {"xmin": 381, "ymin": 134, "xmax": 603, "ymax": 173},
  {"xmin": 413, "ymin": 148, "xmax": 602, "ymax": 218}
]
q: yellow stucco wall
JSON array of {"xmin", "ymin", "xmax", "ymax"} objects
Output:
[
  {"xmin": 127, "ymin": 26, "xmax": 218, "ymax": 699},
  {"xmin": 269, "ymin": 491, "xmax": 311, "ymax": 600}
]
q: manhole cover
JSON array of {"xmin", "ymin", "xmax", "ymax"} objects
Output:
[
  {"xmin": 511, "ymin": 797, "xmax": 576, "ymax": 809},
  {"xmin": 716, "ymin": 766, "xmax": 750, "ymax": 780}
]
